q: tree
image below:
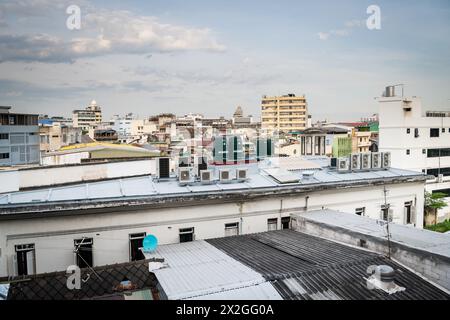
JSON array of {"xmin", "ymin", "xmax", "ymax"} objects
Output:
[{"xmin": 424, "ymin": 192, "xmax": 448, "ymax": 226}]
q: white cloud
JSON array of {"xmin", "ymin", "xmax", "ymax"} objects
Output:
[
  {"xmin": 318, "ymin": 18, "xmax": 365, "ymax": 41},
  {"xmin": 0, "ymin": 6, "xmax": 225, "ymax": 63},
  {"xmin": 318, "ymin": 32, "xmax": 330, "ymax": 40}
]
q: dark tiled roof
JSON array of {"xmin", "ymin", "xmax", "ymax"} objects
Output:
[
  {"xmin": 5, "ymin": 259, "xmax": 157, "ymax": 300},
  {"xmin": 207, "ymin": 230, "xmax": 450, "ymax": 300}
]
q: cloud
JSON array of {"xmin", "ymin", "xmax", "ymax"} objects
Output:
[
  {"xmin": 318, "ymin": 32, "xmax": 330, "ymax": 40},
  {"xmin": 318, "ymin": 19, "xmax": 365, "ymax": 40},
  {"xmin": 0, "ymin": 7, "xmax": 225, "ymax": 63}
]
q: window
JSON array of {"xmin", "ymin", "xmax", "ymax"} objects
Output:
[
  {"xmin": 0, "ymin": 133, "xmax": 8, "ymax": 140},
  {"xmin": 433, "ymin": 188, "xmax": 450, "ymax": 197},
  {"xmin": 406, "ymin": 128, "xmax": 410, "ymax": 134},
  {"xmin": 179, "ymin": 227, "xmax": 194, "ymax": 243},
  {"xmin": 381, "ymin": 204, "xmax": 390, "ymax": 221},
  {"xmin": 74, "ymin": 238, "xmax": 93, "ymax": 268},
  {"xmin": 430, "ymin": 128, "xmax": 440, "ymax": 137},
  {"xmin": 281, "ymin": 217, "xmax": 291, "ymax": 230},
  {"xmin": 422, "ymin": 149, "xmax": 426, "ymax": 154},
  {"xmin": 0, "ymin": 153, "xmax": 9, "ymax": 159},
  {"xmin": 225, "ymin": 222, "xmax": 239, "ymax": 237},
  {"xmin": 414, "ymin": 128, "xmax": 419, "ymax": 138},
  {"xmin": 129, "ymin": 233, "xmax": 146, "ymax": 261},
  {"xmin": 427, "ymin": 148, "xmax": 450, "ymax": 158},
  {"xmin": 355, "ymin": 207, "xmax": 365, "ymax": 216},
  {"xmin": 406, "ymin": 149, "xmax": 410, "ymax": 155},
  {"xmin": 427, "ymin": 167, "xmax": 450, "ymax": 177},
  {"xmin": 267, "ymin": 218, "xmax": 278, "ymax": 231},
  {"xmin": 404, "ymin": 202, "xmax": 413, "ymax": 224},
  {"xmin": 442, "ymin": 128, "xmax": 446, "ymax": 133},
  {"xmin": 15, "ymin": 244, "xmax": 35, "ymax": 276}
]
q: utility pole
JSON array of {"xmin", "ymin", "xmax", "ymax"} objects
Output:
[{"xmin": 383, "ymin": 184, "xmax": 392, "ymax": 259}]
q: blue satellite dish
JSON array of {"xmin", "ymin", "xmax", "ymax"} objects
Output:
[{"xmin": 143, "ymin": 235, "xmax": 158, "ymax": 252}]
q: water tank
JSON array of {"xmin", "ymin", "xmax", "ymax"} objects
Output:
[{"xmin": 384, "ymin": 86, "xmax": 395, "ymax": 97}]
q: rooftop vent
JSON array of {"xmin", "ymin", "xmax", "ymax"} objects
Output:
[
  {"xmin": 366, "ymin": 265, "xmax": 405, "ymax": 295},
  {"xmin": 302, "ymin": 171, "xmax": 315, "ymax": 180}
]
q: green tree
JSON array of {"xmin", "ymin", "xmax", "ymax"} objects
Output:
[{"xmin": 424, "ymin": 192, "xmax": 448, "ymax": 226}]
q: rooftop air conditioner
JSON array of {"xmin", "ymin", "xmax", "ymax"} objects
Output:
[
  {"xmin": 361, "ymin": 153, "xmax": 371, "ymax": 170},
  {"xmin": 337, "ymin": 157, "xmax": 350, "ymax": 172},
  {"xmin": 381, "ymin": 152, "xmax": 391, "ymax": 169},
  {"xmin": 178, "ymin": 168, "xmax": 191, "ymax": 185},
  {"xmin": 236, "ymin": 169, "xmax": 248, "ymax": 182},
  {"xmin": 350, "ymin": 153, "xmax": 361, "ymax": 171},
  {"xmin": 219, "ymin": 169, "xmax": 232, "ymax": 183},
  {"xmin": 371, "ymin": 152, "xmax": 382, "ymax": 169},
  {"xmin": 200, "ymin": 170, "xmax": 213, "ymax": 184}
]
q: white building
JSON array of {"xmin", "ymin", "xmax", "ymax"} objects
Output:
[
  {"xmin": 0, "ymin": 157, "xmax": 427, "ymax": 277},
  {"xmin": 72, "ymin": 100, "xmax": 102, "ymax": 131},
  {"xmin": 378, "ymin": 86, "xmax": 450, "ymax": 221}
]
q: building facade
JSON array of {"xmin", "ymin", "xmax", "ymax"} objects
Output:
[
  {"xmin": 72, "ymin": 100, "xmax": 102, "ymax": 131},
  {"xmin": 261, "ymin": 94, "xmax": 308, "ymax": 133},
  {"xmin": 0, "ymin": 106, "xmax": 40, "ymax": 166},
  {"xmin": 0, "ymin": 157, "xmax": 427, "ymax": 277},
  {"xmin": 378, "ymin": 87, "xmax": 450, "ymax": 221}
]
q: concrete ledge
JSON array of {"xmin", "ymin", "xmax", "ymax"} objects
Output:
[{"xmin": 291, "ymin": 210, "xmax": 450, "ymax": 291}]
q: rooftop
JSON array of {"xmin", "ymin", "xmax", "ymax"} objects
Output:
[
  {"xmin": 293, "ymin": 210, "xmax": 450, "ymax": 260},
  {"xmin": 0, "ymin": 157, "xmax": 428, "ymax": 216},
  {"xmin": 3, "ymin": 259, "xmax": 158, "ymax": 300},
  {"xmin": 145, "ymin": 229, "xmax": 450, "ymax": 300}
]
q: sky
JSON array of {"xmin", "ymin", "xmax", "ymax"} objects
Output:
[{"xmin": 0, "ymin": 0, "xmax": 449, "ymax": 122}]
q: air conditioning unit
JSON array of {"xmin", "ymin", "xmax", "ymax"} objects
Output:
[
  {"xmin": 438, "ymin": 174, "xmax": 444, "ymax": 183},
  {"xmin": 371, "ymin": 152, "xmax": 382, "ymax": 169},
  {"xmin": 219, "ymin": 169, "xmax": 232, "ymax": 183},
  {"xmin": 178, "ymin": 168, "xmax": 191, "ymax": 185},
  {"xmin": 337, "ymin": 157, "xmax": 350, "ymax": 172},
  {"xmin": 381, "ymin": 152, "xmax": 391, "ymax": 169},
  {"xmin": 350, "ymin": 153, "xmax": 361, "ymax": 171},
  {"xmin": 236, "ymin": 169, "xmax": 248, "ymax": 182},
  {"xmin": 360, "ymin": 153, "xmax": 371, "ymax": 170},
  {"xmin": 200, "ymin": 170, "xmax": 213, "ymax": 184}
]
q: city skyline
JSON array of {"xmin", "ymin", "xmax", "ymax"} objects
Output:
[{"xmin": 0, "ymin": 0, "xmax": 449, "ymax": 121}]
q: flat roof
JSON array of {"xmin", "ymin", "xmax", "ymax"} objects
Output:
[
  {"xmin": 293, "ymin": 210, "xmax": 450, "ymax": 260},
  {"xmin": 0, "ymin": 158, "xmax": 427, "ymax": 216}
]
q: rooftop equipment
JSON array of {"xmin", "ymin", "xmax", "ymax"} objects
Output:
[
  {"xmin": 157, "ymin": 157, "xmax": 170, "ymax": 179},
  {"xmin": 219, "ymin": 169, "xmax": 232, "ymax": 183},
  {"xmin": 350, "ymin": 153, "xmax": 361, "ymax": 171},
  {"xmin": 236, "ymin": 169, "xmax": 248, "ymax": 182},
  {"xmin": 200, "ymin": 169, "xmax": 213, "ymax": 184}
]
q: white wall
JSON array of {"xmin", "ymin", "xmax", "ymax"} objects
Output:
[
  {"xmin": 379, "ymin": 96, "xmax": 450, "ymax": 220},
  {"xmin": 0, "ymin": 181, "xmax": 425, "ymax": 277},
  {"xmin": 0, "ymin": 159, "xmax": 157, "ymax": 193}
]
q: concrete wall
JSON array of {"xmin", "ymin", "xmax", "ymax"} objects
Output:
[
  {"xmin": 291, "ymin": 215, "xmax": 450, "ymax": 291},
  {"xmin": 0, "ymin": 181, "xmax": 425, "ymax": 277},
  {"xmin": 0, "ymin": 159, "xmax": 157, "ymax": 193}
]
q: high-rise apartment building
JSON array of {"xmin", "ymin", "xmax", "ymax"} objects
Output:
[
  {"xmin": 261, "ymin": 94, "xmax": 308, "ymax": 133},
  {"xmin": 72, "ymin": 100, "xmax": 102, "ymax": 131}
]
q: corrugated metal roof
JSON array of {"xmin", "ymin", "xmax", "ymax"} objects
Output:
[
  {"xmin": 207, "ymin": 230, "xmax": 450, "ymax": 300},
  {"xmin": 143, "ymin": 240, "xmax": 282, "ymax": 300}
]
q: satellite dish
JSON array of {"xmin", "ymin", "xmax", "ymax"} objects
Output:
[{"xmin": 143, "ymin": 235, "xmax": 158, "ymax": 252}]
